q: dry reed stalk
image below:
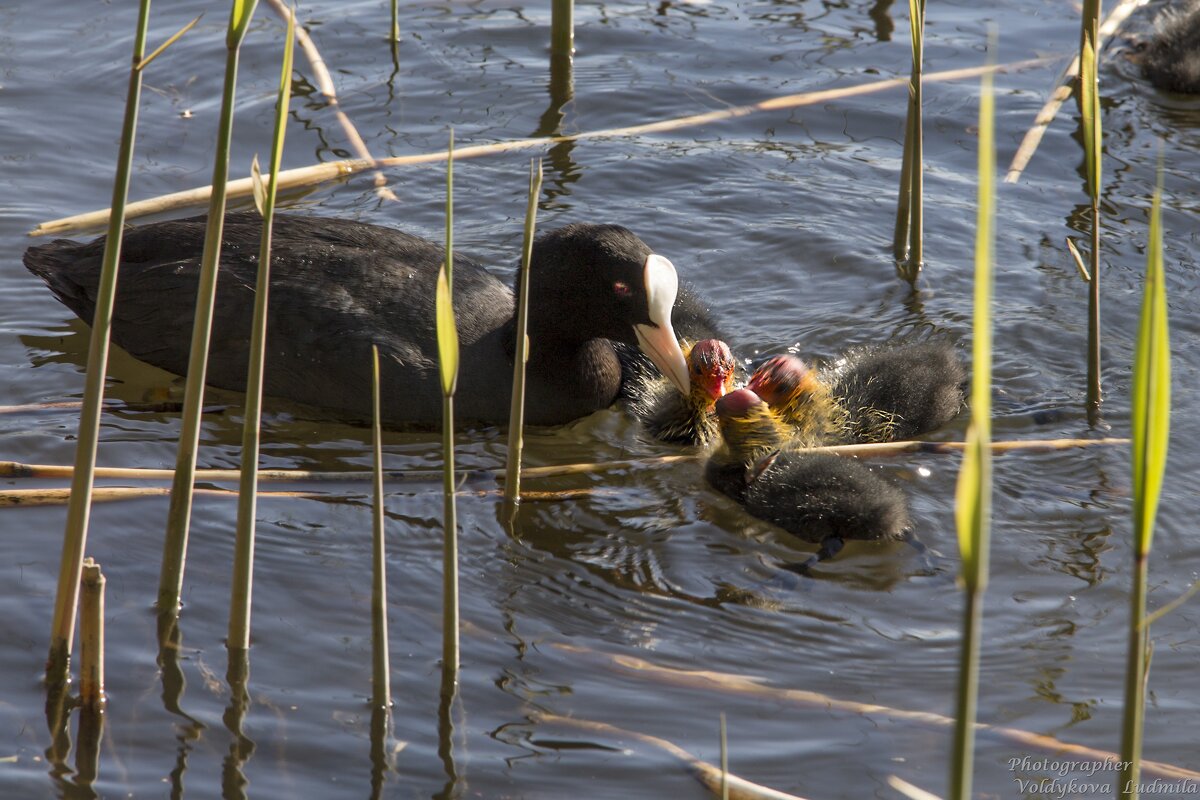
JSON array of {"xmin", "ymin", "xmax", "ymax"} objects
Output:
[
  {"xmin": 550, "ymin": 643, "xmax": 1200, "ymax": 783},
  {"xmin": 79, "ymin": 558, "xmax": 106, "ymax": 711},
  {"xmin": 535, "ymin": 713, "xmax": 809, "ymax": 800},
  {"xmin": 261, "ymin": 0, "xmax": 395, "ymax": 200},
  {"xmin": 31, "ymin": 58, "xmax": 1051, "ymax": 238},
  {"xmin": 1004, "ymin": 0, "xmax": 1149, "ymax": 183},
  {"xmin": 0, "ymin": 438, "xmax": 1131, "ymax": 486}
]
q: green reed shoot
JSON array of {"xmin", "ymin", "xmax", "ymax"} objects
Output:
[
  {"xmin": 551, "ymin": 0, "xmax": 574, "ymax": 60},
  {"xmin": 370, "ymin": 345, "xmax": 392, "ymax": 709},
  {"xmin": 436, "ymin": 131, "xmax": 461, "ymax": 678},
  {"xmin": 229, "ymin": 4, "xmax": 294, "ymax": 652},
  {"xmin": 893, "ymin": 0, "xmax": 925, "ymax": 278},
  {"xmin": 1119, "ymin": 164, "xmax": 1171, "ymax": 800},
  {"xmin": 48, "ymin": 0, "xmax": 154, "ymax": 687},
  {"xmin": 1079, "ymin": 0, "xmax": 1102, "ymax": 423},
  {"xmin": 503, "ymin": 160, "xmax": 544, "ymax": 505},
  {"xmin": 159, "ymin": 0, "xmax": 259, "ymax": 620},
  {"xmin": 390, "ymin": 0, "xmax": 400, "ymax": 44},
  {"xmin": 950, "ymin": 28, "xmax": 995, "ymax": 800}
]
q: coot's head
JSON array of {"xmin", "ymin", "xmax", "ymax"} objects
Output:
[
  {"xmin": 1134, "ymin": 3, "xmax": 1200, "ymax": 94},
  {"xmin": 747, "ymin": 355, "xmax": 817, "ymax": 406},
  {"xmin": 687, "ymin": 339, "xmax": 737, "ymax": 403},
  {"xmin": 526, "ymin": 223, "xmax": 689, "ymax": 394},
  {"xmin": 714, "ymin": 388, "xmax": 788, "ymax": 463}
]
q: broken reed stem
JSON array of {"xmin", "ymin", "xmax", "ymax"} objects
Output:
[
  {"xmin": 1004, "ymin": 0, "xmax": 1149, "ymax": 183},
  {"xmin": 536, "ymin": 713, "xmax": 810, "ymax": 800},
  {"xmin": 550, "ymin": 643, "xmax": 1200, "ymax": 783},
  {"xmin": 261, "ymin": 0, "xmax": 395, "ymax": 200},
  {"xmin": 0, "ymin": 438, "xmax": 1132, "ymax": 486},
  {"xmin": 79, "ymin": 558, "xmax": 106, "ymax": 712},
  {"xmin": 31, "ymin": 57, "xmax": 1052, "ymax": 238}
]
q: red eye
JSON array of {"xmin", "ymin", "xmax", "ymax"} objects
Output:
[{"xmin": 612, "ymin": 280, "xmax": 631, "ymax": 297}]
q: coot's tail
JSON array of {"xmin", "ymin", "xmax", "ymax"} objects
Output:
[{"xmin": 23, "ymin": 238, "xmax": 104, "ymax": 324}]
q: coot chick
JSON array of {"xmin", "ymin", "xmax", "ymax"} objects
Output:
[
  {"xmin": 746, "ymin": 354, "xmax": 848, "ymax": 444},
  {"xmin": 633, "ymin": 338, "xmax": 737, "ymax": 445},
  {"xmin": 706, "ymin": 388, "xmax": 912, "ymax": 568},
  {"xmin": 1138, "ymin": 0, "xmax": 1200, "ymax": 94},
  {"xmin": 24, "ymin": 212, "xmax": 692, "ymax": 427},
  {"xmin": 827, "ymin": 339, "xmax": 966, "ymax": 443}
]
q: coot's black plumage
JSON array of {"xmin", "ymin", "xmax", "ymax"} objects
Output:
[
  {"xmin": 744, "ymin": 341, "xmax": 964, "ymax": 445},
  {"xmin": 706, "ymin": 388, "xmax": 911, "ymax": 565},
  {"xmin": 826, "ymin": 340, "xmax": 966, "ymax": 443},
  {"xmin": 1139, "ymin": 0, "xmax": 1200, "ymax": 94},
  {"xmin": 24, "ymin": 212, "xmax": 693, "ymax": 427}
]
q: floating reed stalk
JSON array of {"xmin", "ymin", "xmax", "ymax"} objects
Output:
[
  {"xmin": 436, "ymin": 132, "xmax": 461, "ymax": 679},
  {"xmin": 950, "ymin": 30, "xmax": 996, "ymax": 800},
  {"xmin": 0, "ymin": 438, "xmax": 1130, "ymax": 489},
  {"xmin": 503, "ymin": 160, "xmax": 544, "ymax": 506},
  {"xmin": 79, "ymin": 558, "xmax": 106, "ymax": 712},
  {"xmin": 261, "ymin": 0, "xmax": 395, "ymax": 199},
  {"xmin": 31, "ymin": 58, "xmax": 1050, "ymax": 238},
  {"xmin": 370, "ymin": 346, "xmax": 392, "ymax": 709},
  {"xmin": 1119, "ymin": 163, "xmax": 1171, "ymax": 799},
  {"xmin": 45, "ymin": 0, "xmax": 153, "ymax": 689},
  {"xmin": 1079, "ymin": 0, "xmax": 1103, "ymax": 424},
  {"xmin": 551, "ymin": 643, "xmax": 1200, "ymax": 782},
  {"xmin": 893, "ymin": 0, "xmax": 925, "ymax": 277},
  {"xmin": 159, "ymin": 0, "xmax": 259, "ymax": 621},
  {"xmin": 229, "ymin": 2, "xmax": 294, "ymax": 653},
  {"xmin": 720, "ymin": 712, "xmax": 729, "ymax": 800},
  {"xmin": 551, "ymin": 0, "xmax": 574, "ymax": 60},
  {"xmin": 1004, "ymin": 0, "xmax": 1149, "ymax": 183},
  {"xmin": 536, "ymin": 713, "xmax": 808, "ymax": 800}
]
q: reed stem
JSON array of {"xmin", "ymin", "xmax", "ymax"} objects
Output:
[
  {"xmin": 551, "ymin": 0, "xmax": 574, "ymax": 60},
  {"xmin": 79, "ymin": 558, "xmax": 106, "ymax": 712},
  {"xmin": 1118, "ymin": 552, "xmax": 1149, "ymax": 798},
  {"xmin": 229, "ymin": 1, "xmax": 294, "ymax": 652},
  {"xmin": 370, "ymin": 346, "xmax": 392, "ymax": 708},
  {"xmin": 46, "ymin": 0, "xmax": 152, "ymax": 688},
  {"xmin": 503, "ymin": 160, "xmax": 544, "ymax": 505},
  {"xmin": 159, "ymin": 0, "xmax": 259, "ymax": 618}
]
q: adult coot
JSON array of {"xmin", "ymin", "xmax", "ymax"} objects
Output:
[
  {"xmin": 706, "ymin": 388, "xmax": 912, "ymax": 569},
  {"xmin": 24, "ymin": 212, "xmax": 693, "ymax": 427},
  {"xmin": 1139, "ymin": 0, "xmax": 1200, "ymax": 93},
  {"xmin": 630, "ymin": 338, "xmax": 737, "ymax": 445}
]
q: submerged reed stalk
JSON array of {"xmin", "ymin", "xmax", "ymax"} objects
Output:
[
  {"xmin": 370, "ymin": 346, "xmax": 391, "ymax": 709},
  {"xmin": 436, "ymin": 132, "xmax": 461, "ymax": 679},
  {"xmin": 893, "ymin": 0, "xmax": 926, "ymax": 277},
  {"xmin": 503, "ymin": 160, "xmax": 544, "ymax": 506},
  {"xmin": 1079, "ymin": 0, "xmax": 1103, "ymax": 424},
  {"xmin": 1119, "ymin": 164, "xmax": 1171, "ymax": 800},
  {"xmin": 950, "ymin": 29, "xmax": 996, "ymax": 800},
  {"xmin": 229, "ymin": 3, "xmax": 295, "ymax": 653},
  {"xmin": 45, "ymin": 0, "xmax": 154, "ymax": 689}
]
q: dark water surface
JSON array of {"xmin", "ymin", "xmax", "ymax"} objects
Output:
[{"xmin": 3, "ymin": 0, "xmax": 1199, "ymax": 797}]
